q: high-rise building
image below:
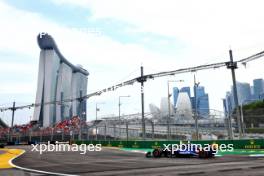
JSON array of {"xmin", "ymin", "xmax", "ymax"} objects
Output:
[
  {"xmin": 173, "ymin": 85, "xmax": 210, "ymax": 118},
  {"xmin": 193, "ymin": 86, "xmax": 209, "ymax": 118},
  {"xmin": 196, "ymin": 86, "xmax": 205, "ymax": 97},
  {"xmin": 180, "ymin": 87, "xmax": 191, "ymax": 98},
  {"xmin": 173, "ymin": 87, "xmax": 179, "ymax": 108},
  {"xmin": 253, "ymin": 78, "xmax": 264, "ymax": 100},
  {"xmin": 197, "ymin": 94, "xmax": 209, "ymax": 117},
  {"xmin": 224, "ymin": 81, "xmax": 254, "ymax": 115},
  {"xmin": 224, "ymin": 91, "xmax": 234, "ymax": 114},
  {"xmin": 33, "ymin": 33, "xmax": 89, "ymax": 127},
  {"xmin": 173, "ymin": 86, "xmax": 191, "ymax": 108},
  {"xmin": 260, "ymin": 93, "xmax": 264, "ymax": 100},
  {"xmin": 234, "ymin": 82, "xmax": 251, "ymax": 105}
]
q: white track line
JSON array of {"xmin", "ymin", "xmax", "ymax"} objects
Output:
[
  {"xmin": 124, "ymin": 150, "xmax": 147, "ymax": 154},
  {"xmin": 9, "ymin": 149, "xmax": 78, "ymax": 176},
  {"xmin": 249, "ymin": 154, "xmax": 264, "ymax": 157}
]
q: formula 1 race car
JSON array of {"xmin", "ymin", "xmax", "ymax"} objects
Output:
[{"xmin": 145, "ymin": 144, "xmax": 216, "ymax": 159}]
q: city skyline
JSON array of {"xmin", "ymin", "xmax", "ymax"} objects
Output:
[
  {"xmin": 173, "ymin": 85, "xmax": 209, "ymax": 118},
  {"xmin": 1, "ymin": 1, "xmax": 264, "ymax": 175},
  {"xmin": 1, "ymin": 0, "xmax": 264, "ymax": 126},
  {"xmin": 223, "ymin": 78, "xmax": 264, "ymax": 115}
]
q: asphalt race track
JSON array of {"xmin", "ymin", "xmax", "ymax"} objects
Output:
[{"xmin": 1, "ymin": 145, "xmax": 264, "ymax": 176}]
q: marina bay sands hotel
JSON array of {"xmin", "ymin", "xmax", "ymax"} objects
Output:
[{"xmin": 33, "ymin": 33, "xmax": 89, "ymax": 127}]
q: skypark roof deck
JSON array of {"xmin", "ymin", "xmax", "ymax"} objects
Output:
[{"xmin": 37, "ymin": 33, "xmax": 89, "ymax": 76}]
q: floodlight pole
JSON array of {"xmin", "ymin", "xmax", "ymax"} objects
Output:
[
  {"xmin": 136, "ymin": 66, "xmax": 147, "ymax": 140},
  {"xmin": 95, "ymin": 103, "xmax": 99, "ymax": 140},
  {"xmin": 224, "ymin": 97, "xmax": 234, "ymax": 140},
  {"xmin": 194, "ymin": 76, "xmax": 199, "ymax": 140},
  {"xmin": 78, "ymin": 91, "xmax": 84, "ymax": 141},
  {"xmin": 141, "ymin": 66, "xmax": 146, "ymax": 140},
  {"xmin": 227, "ymin": 50, "xmax": 242, "ymax": 138},
  {"xmin": 9, "ymin": 102, "xmax": 16, "ymax": 142},
  {"xmin": 11, "ymin": 102, "xmax": 16, "ymax": 129}
]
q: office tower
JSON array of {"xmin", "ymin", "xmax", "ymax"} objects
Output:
[
  {"xmin": 234, "ymin": 82, "xmax": 251, "ymax": 105},
  {"xmin": 224, "ymin": 81, "xmax": 253, "ymax": 114},
  {"xmin": 173, "ymin": 87, "xmax": 179, "ymax": 108},
  {"xmin": 180, "ymin": 87, "xmax": 191, "ymax": 98},
  {"xmin": 224, "ymin": 91, "xmax": 235, "ymax": 114},
  {"xmin": 193, "ymin": 86, "xmax": 209, "ymax": 118},
  {"xmin": 253, "ymin": 79, "xmax": 264, "ymax": 100}
]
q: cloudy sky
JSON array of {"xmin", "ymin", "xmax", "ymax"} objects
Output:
[{"xmin": 1, "ymin": 0, "xmax": 264, "ymax": 125}]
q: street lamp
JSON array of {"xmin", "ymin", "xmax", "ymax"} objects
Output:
[
  {"xmin": 167, "ymin": 80, "xmax": 184, "ymax": 140},
  {"xmin": 95, "ymin": 102, "xmax": 104, "ymax": 140},
  {"xmin": 118, "ymin": 95, "xmax": 130, "ymax": 138}
]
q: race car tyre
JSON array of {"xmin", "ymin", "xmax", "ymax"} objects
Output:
[
  {"xmin": 207, "ymin": 151, "xmax": 215, "ymax": 158},
  {"xmin": 153, "ymin": 149, "xmax": 161, "ymax": 158},
  {"xmin": 173, "ymin": 150, "xmax": 180, "ymax": 158},
  {"xmin": 199, "ymin": 150, "xmax": 208, "ymax": 158},
  {"xmin": 145, "ymin": 151, "xmax": 152, "ymax": 158},
  {"xmin": 167, "ymin": 151, "xmax": 174, "ymax": 158}
]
